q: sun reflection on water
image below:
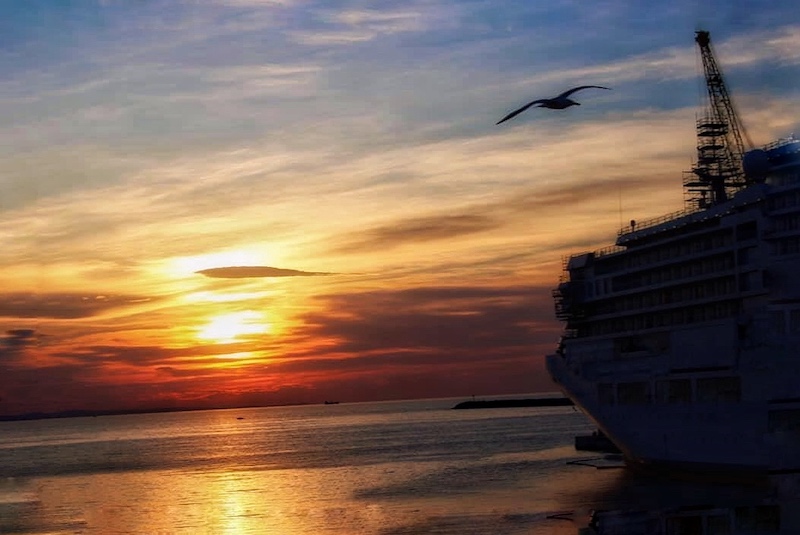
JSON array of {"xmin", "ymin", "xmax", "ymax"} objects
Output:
[{"xmin": 1, "ymin": 402, "xmax": 626, "ymax": 534}]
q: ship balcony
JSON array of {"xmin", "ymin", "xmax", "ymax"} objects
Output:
[
  {"xmin": 765, "ymin": 203, "xmax": 800, "ymax": 217},
  {"xmin": 616, "ymin": 205, "xmax": 706, "ymax": 242},
  {"xmin": 554, "ymin": 294, "xmax": 587, "ymax": 321},
  {"xmin": 577, "ymin": 289, "xmax": 764, "ymax": 326},
  {"xmin": 555, "ymin": 308, "xmax": 586, "ymax": 322},
  {"xmin": 593, "ymin": 248, "xmax": 737, "ymax": 282},
  {"xmin": 606, "ymin": 269, "xmax": 737, "ymax": 297},
  {"xmin": 762, "ymin": 227, "xmax": 800, "ymax": 240},
  {"xmin": 553, "ymin": 291, "xmax": 576, "ymax": 321}
]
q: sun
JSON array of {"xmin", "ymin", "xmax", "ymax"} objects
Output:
[{"xmin": 197, "ymin": 311, "xmax": 270, "ymax": 344}]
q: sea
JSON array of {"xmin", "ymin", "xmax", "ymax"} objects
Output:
[{"xmin": 0, "ymin": 395, "xmax": 795, "ymax": 535}]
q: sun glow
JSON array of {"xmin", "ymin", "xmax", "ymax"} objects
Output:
[
  {"xmin": 185, "ymin": 290, "xmax": 274, "ymax": 303},
  {"xmin": 197, "ymin": 311, "xmax": 270, "ymax": 344},
  {"xmin": 168, "ymin": 250, "xmax": 270, "ymax": 277}
]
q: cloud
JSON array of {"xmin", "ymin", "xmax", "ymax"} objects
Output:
[
  {"xmin": 0, "ymin": 329, "xmax": 41, "ymax": 358},
  {"xmin": 296, "ymin": 284, "xmax": 558, "ymax": 353},
  {"xmin": 2, "ymin": 1, "xmax": 800, "ymax": 418},
  {"xmin": 0, "ymin": 293, "xmax": 154, "ymax": 319},
  {"xmin": 225, "ymin": 283, "xmax": 563, "ymax": 400},
  {"xmin": 289, "ymin": 6, "xmax": 430, "ymax": 46},
  {"xmin": 196, "ymin": 266, "xmax": 334, "ymax": 278},
  {"xmin": 0, "ymin": 281, "xmax": 562, "ymax": 416},
  {"xmin": 333, "ymin": 213, "xmax": 499, "ymax": 253}
]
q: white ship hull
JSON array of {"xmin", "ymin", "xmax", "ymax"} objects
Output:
[
  {"xmin": 546, "ymin": 136, "xmax": 800, "ymax": 474},
  {"xmin": 547, "ymin": 344, "xmax": 800, "ymax": 473}
]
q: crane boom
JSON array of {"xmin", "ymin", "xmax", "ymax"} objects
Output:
[{"xmin": 686, "ymin": 31, "xmax": 753, "ymax": 207}]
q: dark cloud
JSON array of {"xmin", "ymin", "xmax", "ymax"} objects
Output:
[
  {"xmin": 0, "ymin": 361, "xmax": 194, "ymax": 417},
  {"xmin": 0, "ymin": 292, "xmax": 154, "ymax": 319},
  {"xmin": 295, "ymin": 285, "xmax": 558, "ymax": 356},
  {"xmin": 227, "ymin": 283, "xmax": 563, "ymax": 400},
  {"xmin": 330, "ymin": 174, "xmax": 665, "ymax": 256},
  {"xmin": 0, "ymin": 329, "xmax": 42, "ymax": 361},
  {"xmin": 333, "ymin": 214, "xmax": 498, "ymax": 253},
  {"xmin": 2, "ymin": 329, "xmax": 38, "ymax": 347},
  {"xmin": 504, "ymin": 176, "xmax": 660, "ymax": 215},
  {"xmin": 48, "ymin": 342, "xmax": 249, "ymax": 369},
  {"xmin": 196, "ymin": 266, "xmax": 334, "ymax": 278}
]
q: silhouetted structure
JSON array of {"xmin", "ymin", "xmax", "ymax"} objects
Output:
[
  {"xmin": 684, "ymin": 30, "xmax": 754, "ymax": 208},
  {"xmin": 546, "ymin": 31, "xmax": 800, "ymax": 475}
]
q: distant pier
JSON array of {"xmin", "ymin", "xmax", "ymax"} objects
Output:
[{"xmin": 451, "ymin": 397, "xmax": 574, "ymax": 409}]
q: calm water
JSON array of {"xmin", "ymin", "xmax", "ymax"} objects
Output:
[{"xmin": 0, "ymin": 397, "xmax": 792, "ymax": 534}]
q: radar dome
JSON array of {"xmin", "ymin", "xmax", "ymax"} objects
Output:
[{"xmin": 743, "ymin": 149, "xmax": 769, "ymax": 182}]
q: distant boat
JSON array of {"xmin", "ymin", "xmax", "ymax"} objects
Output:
[{"xmin": 323, "ymin": 401, "xmax": 340, "ymax": 405}]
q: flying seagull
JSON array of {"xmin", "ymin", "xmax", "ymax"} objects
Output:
[{"xmin": 496, "ymin": 85, "xmax": 611, "ymax": 125}]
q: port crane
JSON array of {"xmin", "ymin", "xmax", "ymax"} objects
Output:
[{"xmin": 686, "ymin": 30, "xmax": 754, "ymax": 207}]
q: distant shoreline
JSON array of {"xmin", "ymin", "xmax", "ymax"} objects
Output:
[
  {"xmin": 0, "ymin": 404, "xmax": 310, "ymax": 423},
  {"xmin": 452, "ymin": 397, "xmax": 573, "ymax": 409},
  {"xmin": 0, "ymin": 395, "xmax": 572, "ymax": 422}
]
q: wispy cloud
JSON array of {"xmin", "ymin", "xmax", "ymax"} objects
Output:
[
  {"xmin": 289, "ymin": 6, "xmax": 431, "ymax": 46},
  {"xmin": 1, "ymin": 329, "xmax": 40, "ymax": 354},
  {"xmin": 197, "ymin": 266, "xmax": 334, "ymax": 278},
  {"xmin": 0, "ymin": 293, "xmax": 154, "ymax": 319},
  {"xmin": 334, "ymin": 214, "xmax": 499, "ymax": 253}
]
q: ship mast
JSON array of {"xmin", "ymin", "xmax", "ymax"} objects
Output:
[{"xmin": 685, "ymin": 30, "xmax": 754, "ymax": 208}]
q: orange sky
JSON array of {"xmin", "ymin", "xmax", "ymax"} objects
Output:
[{"xmin": 1, "ymin": 2, "xmax": 800, "ymax": 416}]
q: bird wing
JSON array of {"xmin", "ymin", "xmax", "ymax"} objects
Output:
[
  {"xmin": 496, "ymin": 99, "xmax": 548, "ymax": 125},
  {"xmin": 557, "ymin": 85, "xmax": 611, "ymax": 98}
]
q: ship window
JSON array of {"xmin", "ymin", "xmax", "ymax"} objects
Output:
[
  {"xmin": 790, "ymin": 310, "xmax": 800, "ymax": 334},
  {"xmin": 769, "ymin": 311, "xmax": 786, "ymax": 336},
  {"xmin": 734, "ymin": 505, "xmax": 780, "ymax": 532},
  {"xmin": 736, "ymin": 221, "xmax": 757, "ymax": 241},
  {"xmin": 617, "ymin": 382, "xmax": 650, "ymax": 405},
  {"xmin": 707, "ymin": 514, "xmax": 732, "ymax": 534},
  {"xmin": 598, "ymin": 383, "xmax": 614, "ymax": 405},
  {"xmin": 740, "ymin": 271, "xmax": 761, "ymax": 292},
  {"xmin": 768, "ymin": 409, "xmax": 800, "ymax": 432},
  {"xmin": 696, "ymin": 377, "xmax": 741, "ymax": 403},
  {"xmin": 666, "ymin": 515, "xmax": 702, "ymax": 534},
  {"xmin": 778, "ymin": 237, "xmax": 800, "ymax": 255},
  {"xmin": 656, "ymin": 379, "xmax": 692, "ymax": 404},
  {"xmin": 737, "ymin": 247, "xmax": 755, "ymax": 265}
]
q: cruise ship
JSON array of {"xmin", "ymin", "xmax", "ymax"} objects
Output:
[{"xmin": 545, "ymin": 32, "xmax": 800, "ymax": 474}]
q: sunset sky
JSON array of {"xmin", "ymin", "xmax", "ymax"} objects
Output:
[{"xmin": 2, "ymin": 0, "xmax": 800, "ymax": 416}]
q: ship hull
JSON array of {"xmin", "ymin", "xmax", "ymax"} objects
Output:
[{"xmin": 547, "ymin": 349, "xmax": 800, "ymax": 474}]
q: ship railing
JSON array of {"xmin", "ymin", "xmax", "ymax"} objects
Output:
[
  {"xmin": 558, "ymin": 255, "xmax": 570, "ymax": 282},
  {"xmin": 617, "ymin": 205, "xmax": 703, "ymax": 237},
  {"xmin": 764, "ymin": 135, "xmax": 798, "ymax": 152},
  {"xmin": 595, "ymin": 244, "xmax": 625, "ymax": 258},
  {"xmin": 561, "ymin": 329, "xmax": 578, "ymax": 340}
]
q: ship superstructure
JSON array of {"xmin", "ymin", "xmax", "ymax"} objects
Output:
[{"xmin": 545, "ymin": 32, "xmax": 800, "ymax": 473}]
